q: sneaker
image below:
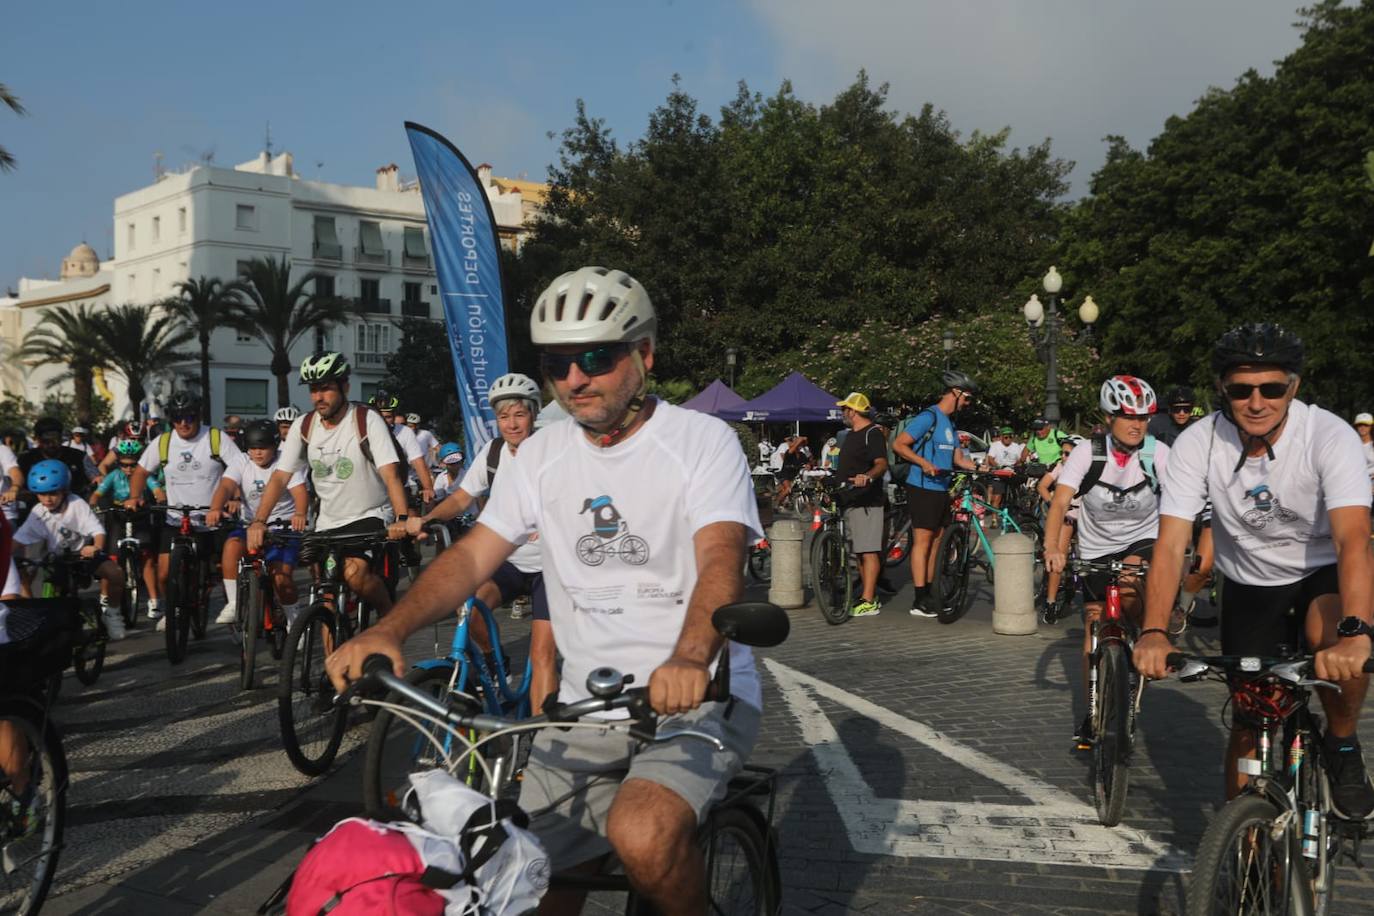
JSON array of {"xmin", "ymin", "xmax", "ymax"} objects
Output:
[
  {"xmin": 156, "ymin": 615, "xmax": 167, "ymax": 632},
  {"xmin": 102, "ymin": 607, "xmax": 126, "ymax": 641},
  {"xmin": 147, "ymin": 606, "xmax": 163, "ymax": 621},
  {"xmin": 850, "ymin": 600, "xmax": 881, "ymax": 618},
  {"xmin": 1074, "ymin": 715, "xmax": 1095, "ymax": 750},
  {"xmin": 215, "ymin": 605, "xmax": 238, "ymax": 625},
  {"xmin": 1324, "ymin": 737, "xmax": 1374, "ymax": 820},
  {"xmin": 909, "ymin": 593, "xmax": 939, "ymax": 618}
]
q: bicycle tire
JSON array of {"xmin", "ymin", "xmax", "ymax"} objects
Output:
[
  {"xmin": 278, "ymin": 604, "xmax": 347, "ymax": 776},
  {"xmin": 0, "ymin": 697, "xmax": 68, "ymax": 916},
  {"xmin": 362, "ymin": 665, "xmax": 494, "ymax": 818},
  {"xmin": 701, "ymin": 805, "xmax": 776, "ymax": 916},
  {"xmin": 810, "ymin": 529, "xmax": 852, "ymax": 625},
  {"xmin": 239, "ymin": 566, "xmax": 262, "ymax": 691},
  {"xmin": 71, "ymin": 604, "xmax": 105, "ymax": 687},
  {"xmin": 882, "ymin": 511, "xmax": 913, "ymax": 568},
  {"xmin": 1186, "ymin": 793, "xmax": 1301, "ymax": 916},
  {"xmin": 189, "ymin": 557, "xmax": 210, "ymax": 641},
  {"xmin": 1091, "ymin": 642, "xmax": 1132, "ymax": 826},
  {"xmin": 933, "ymin": 522, "xmax": 973, "ymax": 624},
  {"xmin": 120, "ymin": 550, "xmax": 139, "ymax": 628},
  {"xmin": 164, "ymin": 546, "xmax": 191, "ymax": 665}
]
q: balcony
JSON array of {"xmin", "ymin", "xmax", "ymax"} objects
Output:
[
  {"xmin": 355, "ymin": 351, "xmax": 387, "ymax": 367},
  {"xmin": 354, "ymin": 246, "xmax": 391, "ymax": 270},
  {"xmin": 401, "ymin": 299, "xmax": 430, "ymax": 318},
  {"xmin": 355, "ymin": 297, "xmax": 391, "ymax": 315}
]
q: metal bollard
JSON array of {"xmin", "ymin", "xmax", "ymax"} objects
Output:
[
  {"xmin": 992, "ymin": 532, "xmax": 1036, "ymax": 635},
  {"xmin": 767, "ymin": 518, "xmax": 806, "ymax": 609}
]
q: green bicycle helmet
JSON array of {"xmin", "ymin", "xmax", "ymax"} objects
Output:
[
  {"xmin": 114, "ymin": 439, "xmax": 144, "ymax": 458},
  {"xmin": 299, "ymin": 351, "xmax": 351, "ymax": 385},
  {"xmin": 369, "ymin": 389, "xmax": 400, "ymax": 411}
]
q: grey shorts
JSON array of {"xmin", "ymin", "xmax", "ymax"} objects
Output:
[
  {"xmin": 844, "ymin": 505, "xmax": 884, "ymax": 554},
  {"xmin": 516, "ymin": 700, "xmax": 761, "ymax": 870}
]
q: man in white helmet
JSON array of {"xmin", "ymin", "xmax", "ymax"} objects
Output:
[{"xmin": 330, "ymin": 267, "xmax": 762, "ymax": 915}]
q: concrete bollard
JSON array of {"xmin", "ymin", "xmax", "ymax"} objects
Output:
[
  {"xmin": 767, "ymin": 518, "xmax": 806, "ymax": 609},
  {"xmin": 992, "ymin": 532, "xmax": 1037, "ymax": 635}
]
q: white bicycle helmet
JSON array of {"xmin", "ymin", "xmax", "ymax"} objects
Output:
[
  {"xmin": 405, "ymin": 412, "xmax": 421, "ymax": 424},
  {"xmin": 1099, "ymin": 376, "xmax": 1157, "ymax": 416},
  {"xmin": 489, "ymin": 373, "xmax": 542, "ymax": 411},
  {"xmin": 530, "ymin": 267, "xmax": 656, "ymax": 347},
  {"xmin": 274, "ymin": 406, "xmax": 300, "ymax": 423}
]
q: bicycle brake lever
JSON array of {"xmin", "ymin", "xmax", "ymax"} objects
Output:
[{"xmin": 654, "ymin": 727, "xmax": 726, "ymax": 752}]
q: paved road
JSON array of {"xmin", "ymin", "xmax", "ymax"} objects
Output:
[{"xmin": 34, "ymin": 562, "xmax": 1374, "ymax": 914}]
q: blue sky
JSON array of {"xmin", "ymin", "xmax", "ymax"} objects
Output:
[{"xmin": 1, "ymin": 0, "xmax": 1315, "ymax": 290}]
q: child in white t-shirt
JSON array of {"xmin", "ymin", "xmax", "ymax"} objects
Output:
[{"xmin": 432, "ymin": 443, "xmax": 464, "ymax": 502}]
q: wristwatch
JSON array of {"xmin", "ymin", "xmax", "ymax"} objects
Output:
[
  {"xmin": 397, "ymin": 514, "xmax": 409, "ymax": 522},
  {"xmin": 1336, "ymin": 616, "xmax": 1374, "ymax": 639}
]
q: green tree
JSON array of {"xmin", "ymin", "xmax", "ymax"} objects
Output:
[
  {"xmin": 169, "ymin": 276, "xmax": 247, "ymax": 423},
  {"xmin": 229, "ymin": 256, "xmax": 350, "ymax": 409},
  {"xmin": 18, "ymin": 305, "xmax": 107, "ymax": 424},
  {"xmin": 379, "ymin": 317, "xmax": 463, "ymax": 441},
  {"xmin": 0, "ymin": 82, "xmax": 25, "ymax": 173},
  {"xmin": 88, "ymin": 304, "xmax": 196, "ymax": 411}
]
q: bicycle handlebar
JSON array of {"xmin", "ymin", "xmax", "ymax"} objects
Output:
[
  {"xmin": 1070, "ymin": 557, "xmax": 1150, "ymax": 575},
  {"xmin": 1164, "ymin": 651, "xmax": 1374, "ymax": 678}
]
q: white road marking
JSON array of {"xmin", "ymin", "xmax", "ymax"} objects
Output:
[{"xmin": 764, "ymin": 658, "xmax": 1189, "ymax": 871}]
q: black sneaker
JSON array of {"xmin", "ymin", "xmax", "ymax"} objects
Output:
[
  {"xmin": 1325, "ymin": 737, "xmax": 1374, "ymax": 820},
  {"xmin": 1074, "ymin": 715, "xmax": 1094, "ymax": 750}
]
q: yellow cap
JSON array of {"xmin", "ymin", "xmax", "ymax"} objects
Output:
[{"xmin": 836, "ymin": 392, "xmax": 872, "ymax": 413}]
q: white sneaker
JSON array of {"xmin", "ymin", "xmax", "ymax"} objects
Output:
[
  {"xmin": 215, "ymin": 605, "xmax": 238, "ymax": 625},
  {"xmin": 103, "ymin": 608, "xmax": 126, "ymax": 641},
  {"xmin": 156, "ymin": 615, "xmax": 167, "ymax": 632},
  {"xmin": 147, "ymin": 606, "xmax": 163, "ymax": 621}
]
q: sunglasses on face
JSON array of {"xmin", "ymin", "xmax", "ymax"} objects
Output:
[
  {"xmin": 172, "ymin": 413, "xmax": 197, "ymax": 424},
  {"xmin": 118, "ymin": 461, "xmax": 137, "ymax": 469},
  {"xmin": 1170, "ymin": 405, "xmax": 1192, "ymax": 413},
  {"xmin": 540, "ymin": 342, "xmax": 631, "ymax": 381},
  {"xmin": 1223, "ymin": 381, "xmax": 1290, "ymax": 401}
]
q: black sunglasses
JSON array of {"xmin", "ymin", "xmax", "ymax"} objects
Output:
[
  {"xmin": 540, "ymin": 342, "xmax": 631, "ymax": 381},
  {"xmin": 118, "ymin": 460, "xmax": 138, "ymax": 468},
  {"xmin": 1223, "ymin": 381, "xmax": 1290, "ymax": 401},
  {"xmin": 1169, "ymin": 405, "xmax": 1192, "ymax": 413},
  {"xmin": 172, "ymin": 413, "xmax": 198, "ymax": 423}
]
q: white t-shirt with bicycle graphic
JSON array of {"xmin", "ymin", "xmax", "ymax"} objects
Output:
[
  {"xmin": 278, "ymin": 406, "xmax": 398, "ymax": 531},
  {"xmin": 480, "ymin": 401, "xmax": 764, "ymax": 712}
]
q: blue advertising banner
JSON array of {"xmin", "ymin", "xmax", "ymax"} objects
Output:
[{"xmin": 404, "ymin": 122, "xmax": 509, "ymax": 452}]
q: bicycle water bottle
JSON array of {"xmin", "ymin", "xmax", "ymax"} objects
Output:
[{"xmin": 1302, "ymin": 808, "xmax": 1320, "ymax": 859}]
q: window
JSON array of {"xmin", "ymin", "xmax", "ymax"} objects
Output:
[
  {"xmin": 314, "ymin": 327, "xmax": 333, "ymax": 353},
  {"xmin": 315, "ymin": 275, "xmax": 335, "ymax": 299},
  {"xmin": 402, "ymin": 226, "xmax": 429, "ymax": 266},
  {"xmin": 178, "ymin": 207, "xmax": 187, "ymax": 233},
  {"xmin": 235, "ymin": 204, "xmax": 257, "ymax": 231},
  {"xmin": 236, "ymin": 326, "xmax": 254, "ymax": 344},
  {"xmin": 224, "ymin": 378, "xmax": 269, "ymax": 416},
  {"xmin": 359, "ymin": 278, "xmax": 380, "ymax": 302},
  {"xmin": 402, "ymin": 281, "xmax": 428, "ymax": 317},
  {"xmin": 355, "ymin": 321, "xmax": 393, "ymax": 366},
  {"xmin": 127, "ymin": 222, "xmax": 136, "ymax": 250},
  {"xmin": 152, "ymin": 216, "xmax": 161, "ymax": 242},
  {"xmin": 313, "ymin": 215, "xmax": 342, "ymax": 259},
  {"xmin": 403, "ymin": 282, "xmax": 422, "ymax": 303},
  {"xmin": 236, "ymin": 259, "xmax": 252, "ymax": 278},
  {"xmin": 430, "ymin": 284, "xmax": 438, "ymax": 294},
  {"xmin": 357, "ymin": 220, "xmax": 388, "ymax": 266}
]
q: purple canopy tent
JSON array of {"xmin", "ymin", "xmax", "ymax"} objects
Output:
[
  {"xmin": 680, "ymin": 379, "xmax": 746, "ymax": 418},
  {"xmin": 717, "ymin": 371, "xmax": 844, "ymax": 432}
]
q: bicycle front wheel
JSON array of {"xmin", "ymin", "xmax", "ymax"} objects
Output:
[
  {"xmin": 701, "ymin": 805, "xmax": 777, "ymax": 916},
  {"xmin": 810, "ymin": 529, "xmax": 852, "ymax": 625},
  {"xmin": 189, "ymin": 558, "xmax": 209, "ymax": 641},
  {"xmin": 1187, "ymin": 794, "xmax": 1300, "ymax": 916},
  {"xmin": 0, "ymin": 697, "xmax": 68, "ymax": 916},
  {"xmin": 278, "ymin": 605, "xmax": 347, "ymax": 776},
  {"xmin": 882, "ymin": 515, "xmax": 912, "ymax": 568},
  {"xmin": 120, "ymin": 550, "xmax": 139, "ymax": 628},
  {"xmin": 1092, "ymin": 642, "xmax": 1132, "ymax": 826},
  {"xmin": 71, "ymin": 604, "xmax": 106, "ymax": 687},
  {"xmin": 164, "ymin": 547, "xmax": 193, "ymax": 665},
  {"xmin": 238, "ymin": 567, "xmax": 263, "ymax": 691},
  {"xmin": 933, "ymin": 522, "xmax": 973, "ymax": 624}
]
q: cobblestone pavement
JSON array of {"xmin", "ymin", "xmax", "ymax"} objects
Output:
[{"xmin": 35, "ymin": 561, "xmax": 1374, "ymax": 914}]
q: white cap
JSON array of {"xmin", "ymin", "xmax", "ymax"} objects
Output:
[{"xmin": 1355, "ymin": 412, "xmax": 1374, "ymax": 426}]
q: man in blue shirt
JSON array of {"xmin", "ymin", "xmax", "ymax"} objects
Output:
[{"xmin": 892, "ymin": 370, "xmax": 980, "ymax": 616}]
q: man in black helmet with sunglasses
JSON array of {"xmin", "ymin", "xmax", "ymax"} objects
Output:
[
  {"xmin": 328, "ymin": 266, "xmax": 763, "ymax": 916},
  {"xmin": 1136, "ymin": 323, "xmax": 1374, "ymax": 818}
]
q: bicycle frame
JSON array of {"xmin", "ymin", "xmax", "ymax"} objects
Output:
[
  {"xmin": 414, "ymin": 598, "xmax": 533, "ymax": 719},
  {"xmin": 951, "ymin": 484, "xmax": 1023, "ymax": 569}
]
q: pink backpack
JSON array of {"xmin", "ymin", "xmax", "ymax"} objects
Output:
[{"xmin": 285, "ymin": 819, "xmax": 455, "ymax": 916}]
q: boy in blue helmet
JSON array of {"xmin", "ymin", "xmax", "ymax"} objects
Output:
[{"xmin": 13, "ymin": 460, "xmax": 127, "ymax": 638}]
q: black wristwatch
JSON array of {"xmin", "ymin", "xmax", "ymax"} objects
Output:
[
  {"xmin": 397, "ymin": 514, "xmax": 409, "ymax": 522},
  {"xmin": 1336, "ymin": 616, "xmax": 1374, "ymax": 639}
]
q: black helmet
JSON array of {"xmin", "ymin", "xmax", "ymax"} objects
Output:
[
  {"xmin": 1211, "ymin": 323, "xmax": 1304, "ymax": 377},
  {"xmin": 940, "ymin": 369, "xmax": 979, "ymax": 396},
  {"xmin": 166, "ymin": 390, "xmax": 202, "ymax": 416},
  {"xmin": 32, "ymin": 416, "xmax": 63, "ymax": 439},
  {"xmin": 1164, "ymin": 385, "xmax": 1194, "ymax": 406},
  {"xmin": 1030, "ymin": 415, "xmax": 1049, "ymax": 429},
  {"xmin": 243, "ymin": 420, "xmax": 278, "ymax": 449}
]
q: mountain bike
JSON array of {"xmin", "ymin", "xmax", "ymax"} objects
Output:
[
  {"xmin": 1073, "ymin": 556, "xmax": 1150, "ymax": 827},
  {"xmin": 15, "ymin": 550, "xmax": 106, "ymax": 688},
  {"xmin": 102, "ymin": 506, "xmax": 155, "ymax": 630},
  {"xmin": 808, "ymin": 484, "xmax": 853, "ymax": 625},
  {"xmin": 236, "ymin": 525, "xmax": 299, "ymax": 691},
  {"xmin": 1170, "ymin": 651, "xmax": 1374, "ymax": 915},
  {"xmin": 931, "ymin": 471, "xmax": 1043, "ymax": 625},
  {"xmin": 363, "ymin": 589, "xmax": 533, "ymax": 817},
  {"xmin": 161, "ymin": 505, "xmax": 222, "ymax": 665},
  {"xmin": 278, "ymin": 528, "xmax": 392, "ymax": 776},
  {"xmin": 0, "ymin": 598, "xmax": 79, "ymax": 916}
]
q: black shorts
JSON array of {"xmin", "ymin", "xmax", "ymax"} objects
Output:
[
  {"xmin": 1220, "ymin": 564, "xmax": 1338, "ymax": 657},
  {"xmin": 155, "ymin": 523, "xmax": 229, "ymax": 559},
  {"xmin": 489, "ymin": 562, "xmax": 549, "ymax": 621},
  {"xmin": 777, "ymin": 465, "xmax": 800, "ymax": 483},
  {"xmin": 1079, "ymin": 539, "xmax": 1155, "ymax": 603},
  {"xmin": 299, "ymin": 516, "xmax": 387, "ymax": 565},
  {"xmin": 906, "ymin": 485, "xmax": 951, "ymax": 531}
]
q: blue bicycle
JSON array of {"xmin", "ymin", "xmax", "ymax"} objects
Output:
[{"xmin": 361, "ymin": 587, "xmax": 533, "ymax": 816}]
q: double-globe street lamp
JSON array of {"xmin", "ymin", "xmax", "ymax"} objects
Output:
[{"xmin": 1022, "ymin": 266, "xmax": 1100, "ymax": 425}]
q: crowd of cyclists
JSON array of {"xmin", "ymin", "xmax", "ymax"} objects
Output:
[{"xmin": 3, "ymin": 256, "xmax": 1374, "ymax": 912}]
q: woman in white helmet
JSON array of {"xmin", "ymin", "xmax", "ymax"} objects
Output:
[
  {"xmin": 274, "ymin": 406, "xmax": 300, "ymax": 442},
  {"xmin": 405, "ymin": 372, "xmax": 552, "ymax": 708},
  {"xmin": 1043, "ymin": 375, "xmax": 1172, "ymax": 749}
]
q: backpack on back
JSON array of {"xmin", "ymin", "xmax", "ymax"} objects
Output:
[
  {"xmin": 1076, "ymin": 433, "xmax": 1159, "ymax": 496},
  {"xmin": 888, "ymin": 407, "xmax": 939, "ymax": 484},
  {"xmin": 157, "ymin": 427, "xmax": 224, "ymax": 468},
  {"xmin": 299, "ymin": 404, "xmax": 407, "ymax": 469}
]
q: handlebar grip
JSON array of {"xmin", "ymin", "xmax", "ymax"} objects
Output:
[
  {"xmin": 1165, "ymin": 652, "xmax": 1187, "ymax": 671},
  {"xmin": 362, "ymin": 654, "xmax": 395, "ymax": 679}
]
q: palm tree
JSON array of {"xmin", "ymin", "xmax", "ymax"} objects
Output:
[
  {"xmin": 89, "ymin": 304, "xmax": 196, "ymax": 412},
  {"xmin": 229, "ymin": 255, "xmax": 351, "ymax": 408},
  {"xmin": 168, "ymin": 276, "xmax": 246, "ymax": 423},
  {"xmin": 0, "ymin": 83, "xmax": 26, "ymax": 173},
  {"xmin": 18, "ymin": 305, "xmax": 107, "ymax": 424}
]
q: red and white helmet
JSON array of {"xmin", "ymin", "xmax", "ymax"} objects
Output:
[{"xmin": 1099, "ymin": 376, "xmax": 1157, "ymax": 416}]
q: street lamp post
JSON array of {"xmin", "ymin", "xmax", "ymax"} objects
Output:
[
  {"xmin": 725, "ymin": 347, "xmax": 738, "ymax": 389},
  {"xmin": 942, "ymin": 330, "xmax": 955, "ymax": 369},
  {"xmin": 1022, "ymin": 266, "xmax": 1100, "ymax": 425}
]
